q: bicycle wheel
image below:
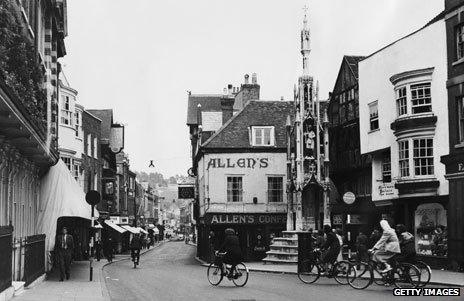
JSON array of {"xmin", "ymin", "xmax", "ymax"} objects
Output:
[
  {"xmin": 347, "ymin": 262, "xmax": 372, "ymax": 290},
  {"xmin": 393, "ymin": 263, "xmax": 421, "ymax": 288},
  {"xmin": 414, "ymin": 261, "xmax": 431, "ymax": 287},
  {"xmin": 297, "ymin": 260, "xmax": 320, "ymax": 284},
  {"xmin": 333, "ymin": 261, "xmax": 350, "ymax": 285},
  {"xmin": 232, "ymin": 263, "xmax": 249, "ymax": 287},
  {"xmin": 372, "ymin": 265, "xmax": 386, "ymax": 286},
  {"xmin": 207, "ymin": 263, "xmax": 223, "ymax": 286}
]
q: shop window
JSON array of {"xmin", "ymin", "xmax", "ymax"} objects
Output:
[
  {"xmin": 268, "ymin": 177, "xmax": 283, "ymax": 202},
  {"xmin": 227, "ymin": 176, "xmax": 243, "ymax": 202},
  {"xmin": 396, "ymin": 87, "xmax": 407, "ymax": 116},
  {"xmin": 415, "ymin": 203, "xmax": 447, "ymax": 257},
  {"xmin": 251, "ymin": 126, "xmax": 274, "ymax": 146},
  {"xmin": 410, "ymin": 83, "xmax": 431, "ymax": 114},
  {"xmin": 368, "ymin": 101, "xmax": 379, "ymax": 131}
]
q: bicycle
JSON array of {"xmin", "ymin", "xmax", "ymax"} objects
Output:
[
  {"xmin": 346, "ymin": 251, "xmax": 421, "ymax": 289},
  {"xmin": 297, "ymin": 248, "xmax": 351, "ymax": 285},
  {"xmin": 207, "ymin": 252, "xmax": 249, "ymax": 287},
  {"xmin": 398, "ymin": 258, "xmax": 431, "ymax": 287}
]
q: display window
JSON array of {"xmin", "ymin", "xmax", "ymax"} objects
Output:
[{"xmin": 414, "ymin": 203, "xmax": 447, "ymax": 257}]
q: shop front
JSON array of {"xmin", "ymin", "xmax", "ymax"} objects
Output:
[{"xmin": 198, "ymin": 212, "xmax": 287, "ymax": 262}]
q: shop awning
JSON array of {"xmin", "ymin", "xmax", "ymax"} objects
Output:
[
  {"xmin": 121, "ymin": 225, "xmax": 139, "ymax": 234},
  {"xmin": 137, "ymin": 227, "xmax": 148, "ymax": 234},
  {"xmin": 36, "ymin": 160, "xmax": 99, "ymax": 271},
  {"xmin": 105, "ymin": 220, "xmax": 127, "ymax": 233}
]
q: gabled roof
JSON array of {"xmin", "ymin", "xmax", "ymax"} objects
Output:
[
  {"xmin": 344, "ymin": 56, "xmax": 366, "ymax": 79},
  {"xmin": 186, "ymin": 94, "xmax": 225, "ymax": 125},
  {"xmin": 86, "ymin": 109, "xmax": 113, "ymax": 140},
  {"xmin": 202, "ymin": 100, "xmax": 294, "ymax": 150}
]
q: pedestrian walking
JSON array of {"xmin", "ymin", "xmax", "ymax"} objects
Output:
[
  {"xmin": 130, "ymin": 233, "xmax": 142, "ymax": 266},
  {"xmin": 104, "ymin": 237, "xmax": 114, "ymax": 263},
  {"xmin": 315, "ymin": 230, "xmax": 325, "ymax": 249},
  {"xmin": 355, "ymin": 230, "xmax": 369, "ymax": 263},
  {"xmin": 335, "ymin": 228, "xmax": 344, "ymax": 261},
  {"xmin": 209, "ymin": 230, "xmax": 216, "ymax": 262},
  {"xmin": 55, "ymin": 227, "xmax": 74, "ymax": 281},
  {"xmin": 95, "ymin": 237, "xmax": 102, "ymax": 261}
]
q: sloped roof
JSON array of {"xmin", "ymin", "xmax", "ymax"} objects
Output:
[
  {"xmin": 186, "ymin": 94, "xmax": 225, "ymax": 125},
  {"xmin": 344, "ymin": 56, "xmax": 366, "ymax": 79},
  {"xmin": 202, "ymin": 100, "xmax": 294, "ymax": 150},
  {"xmin": 87, "ymin": 109, "xmax": 113, "ymax": 140}
]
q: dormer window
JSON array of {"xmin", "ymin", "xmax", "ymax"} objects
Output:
[{"xmin": 251, "ymin": 126, "xmax": 275, "ymax": 146}]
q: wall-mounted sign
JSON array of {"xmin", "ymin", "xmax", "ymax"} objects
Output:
[
  {"xmin": 347, "ymin": 214, "xmax": 365, "ymax": 225},
  {"xmin": 379, "ymin": 183, "xmax": 395, "ymax": 196},
  {"xmin": 178, "ymin": 186, "xmax": 195, "ymax": 199},
  {"xmin": 332, "ymin": 214, "xmax": 343, "ymax": 225},
  {"xmin": 343, "ymin": 192, "xmax": 356, "ymax": 205},
  {"xmin": 206, "ymin": 157, "xmax": 268, "ymax": 170},
  {"xmin": 205, "ymin": 213, "xmax": 286, "ymax": 225}
]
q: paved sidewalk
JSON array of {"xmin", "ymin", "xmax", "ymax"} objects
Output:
[
  {"xmin": 14, "ymin": 242, "xmax": 164, "ymax": 301},
  {"xmin": 196, "ymin": 258, "xmax": 464, "ymax": 287}
]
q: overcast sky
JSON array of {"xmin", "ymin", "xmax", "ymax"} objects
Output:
[{"xmin": 61, "ymin": 0, "xmax": 443, "ymax": 177}]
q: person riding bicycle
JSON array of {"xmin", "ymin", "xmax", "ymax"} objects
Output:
[
  {"xmin": 369, "ymin": 220, "xmax": 401, "ymax": 273},
  {"xmin": 218, "ymin": 228, "xmax": 242, "ymax": 279},
  {"xmin": 130, "ymin": 233, "xmax": 142, "ymax": 265},
  {"xmin": 395, "ymin": 224, "xmax": 416, "ymax": 263},
  {"xmin": 320, "ymin": 225, "xmax": 341, "ymax": 274}
]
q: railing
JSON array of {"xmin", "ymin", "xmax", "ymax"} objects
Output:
[
  {"xmin": 23, "ymin": 234, "xmax": 45, "ymax": 286},
  {"xmin": 0, "ymin": 226, "xmax": 13, "ymax": 293}
]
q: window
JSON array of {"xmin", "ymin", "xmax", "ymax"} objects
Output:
[
  {"xmin": 87, "ymin": 134, "xmax": 91, "ymax": 156},
  {"xmin": 396, "ymin": 87, "xmax": 407, "ymax": 116},
  {"xmin": 368, "ymin": 101, "xmax": 379, "ymax": 131},
  {"xmin": 227, "ymin": 177, "xmax": 243, "ymax": 202},
  {"xmin": 458, "ymin": 97, "xmax": 464, "ymax": 143},
  {"xmin": 411, "ymin": 83, "xmax": 431, "ymax": 114},
  {"xmin": 61, "ymin": 157, "xmax": 71, "ymax": 171},
  {"xmin": 382, "ymin": 153, "xmax": 391, "ymax": 183},
  {"xmin": 60, "ymin": 96, "xmax": 72, "ymax": 126},
  {"xmin": 75, "ymin": 112, "xmax": 81, "ymax": 137},
  {"xmin": 93, "ymin": 137, "xmax": 98, "ymax": 158},
  {"xmin": 268, "ymin": 177, "xmax": 283, "ymax": 202},
  {"xmin": 413, "ymin": 138, "xmax": 434, "ymax": 176},
  {"xmin": 73, "ymin": 163, "xmax": 79, "ymax": 181},
  {"xmin": 252, "ymin": 126, "xmax": 274, "ymax": 146},
  {"xmin": 105, "ymin": 182, "xmax": 114, "ymax": 195},
  {"xmin": 399, "ymin": 140, "xmax": 410, "ymax": 177},
  {"xmin": 457, "ymin": 24, "xmax": 464, "ymax": 61}
]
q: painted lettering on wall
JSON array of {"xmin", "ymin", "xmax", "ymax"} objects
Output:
[
  {"xmin": 207, "ymin": 158, "xmax": 269, "ymax": 170},
  {"xmin": 207, "ymin": 213, "xmax": 286, "ymax": 225}
]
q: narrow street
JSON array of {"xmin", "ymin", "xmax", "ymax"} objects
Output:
[{"xmin": 103, "ymin": 242, "xmax": 459, "ymax": 301}]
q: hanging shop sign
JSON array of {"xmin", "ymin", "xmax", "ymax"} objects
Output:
[
  {"xmin": 206, "ymin": 157, "xmax": 269, "ymax": 170},
  {"xmin": 206, "ymin": 213, "xmax": 286, "ymax": 225},
  {"xmin": 343, "ymin": 192, "xmax": 356, "ymax": 205}
]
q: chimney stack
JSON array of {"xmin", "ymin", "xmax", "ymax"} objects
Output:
[
  {"xmin": 252, "ymin": 73, "xmax": 257, "ymax": 84},
  {"xmin": 244, "ymin": 74, "xmax": 249, "ymax": 84}
]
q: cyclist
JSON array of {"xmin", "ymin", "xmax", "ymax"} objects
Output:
[
  {"xmin": 130, "ymin": 233, "xmax": 142, "ymax": 266},
  {"xmin": 369, "ymin": 220, "xmax": 401, "ymax": 273},
  {"xmin": 396, "ymin": 224, "xmax": 416, "ymax": 263},
  {"xmin": 218, "ymin": 228, "xmax": 242, "ymax": 279},
  {"xmin": 320, "ymin": 225, "xmax": 340, "ymax": 275}
]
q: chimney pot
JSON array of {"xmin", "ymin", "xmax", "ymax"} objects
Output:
[
  {"xmin": 244, "ymin": 74, "xmax": 249, "ymax": 84},
  {"xmin": 252, "ymin": 73, "xmax": 257, "ymax": 84},
  {"xmin": 228, "ymin": 84, "xmax": 233, "ymax": 95}
]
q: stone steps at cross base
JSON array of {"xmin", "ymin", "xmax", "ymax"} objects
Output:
[
  {"xmin": 262, "ymin": 231, "xmax": 303, "ymax": 264},
  {"xmin": 12, "ymin": 281, "xmax": 25, "ymax": 296}
]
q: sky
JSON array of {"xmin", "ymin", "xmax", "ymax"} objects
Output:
[{"xmin": 61, "ymin": 0, "xmax": 444, "ymax": 177}]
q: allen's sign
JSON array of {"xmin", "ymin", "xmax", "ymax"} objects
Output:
[
  {"xmin": 206, "ymin": 213, "xmax": 286, "ymax": 225},
  {"xmin": 206, "ymin": 157, "xmax": 268, "ymax": 170}
]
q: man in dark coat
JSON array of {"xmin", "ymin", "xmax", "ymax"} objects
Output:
[
  {"xmin": 130, "ymin": 233, "xmax": 142, "ymax": 265},
  {"xmin": 55, "ymin": 227, "xmax": 74, "ymax": 281},
  {"xmin": 219, "ymin": 228, "xmax": 242, "ymax": 278},
  {"xmin": 356, "ymin": 231, "xmax": 369, "ymax": 263},
  {"xmin": 321, "ymin": 225, "xmax": 341, "ymax": 270},
  {"xmin": 104, "ymin": 237, "xmax": 114, "ymax": 262}
]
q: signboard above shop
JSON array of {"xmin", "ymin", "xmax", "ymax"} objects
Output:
[
  {"xmin": 205, "ymin": 213, "xmax": 286, "ymax": 225},
  {"xmin": 343, "ymin": 192, "xmax": 356, "ymax": 205}
]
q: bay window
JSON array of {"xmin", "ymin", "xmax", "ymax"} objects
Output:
[
  {"xmin": 398, "ymin": 138, "xmax": 434, "ymax": 178},
  {"xmin": 411, "ymin": 83, "xmax": 432, "ymax": 114},
  {"xmin": 61, "ymin": 95, "xmax": 72, "ymax": 126},
  {"xmin": 396, "ymin": 87, "xmax": 407, "ymax": 116}
]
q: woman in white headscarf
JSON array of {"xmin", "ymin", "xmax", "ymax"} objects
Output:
[{"xmin": 369, "ymin": 220, "xmax": 401, "ymax": 273}]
